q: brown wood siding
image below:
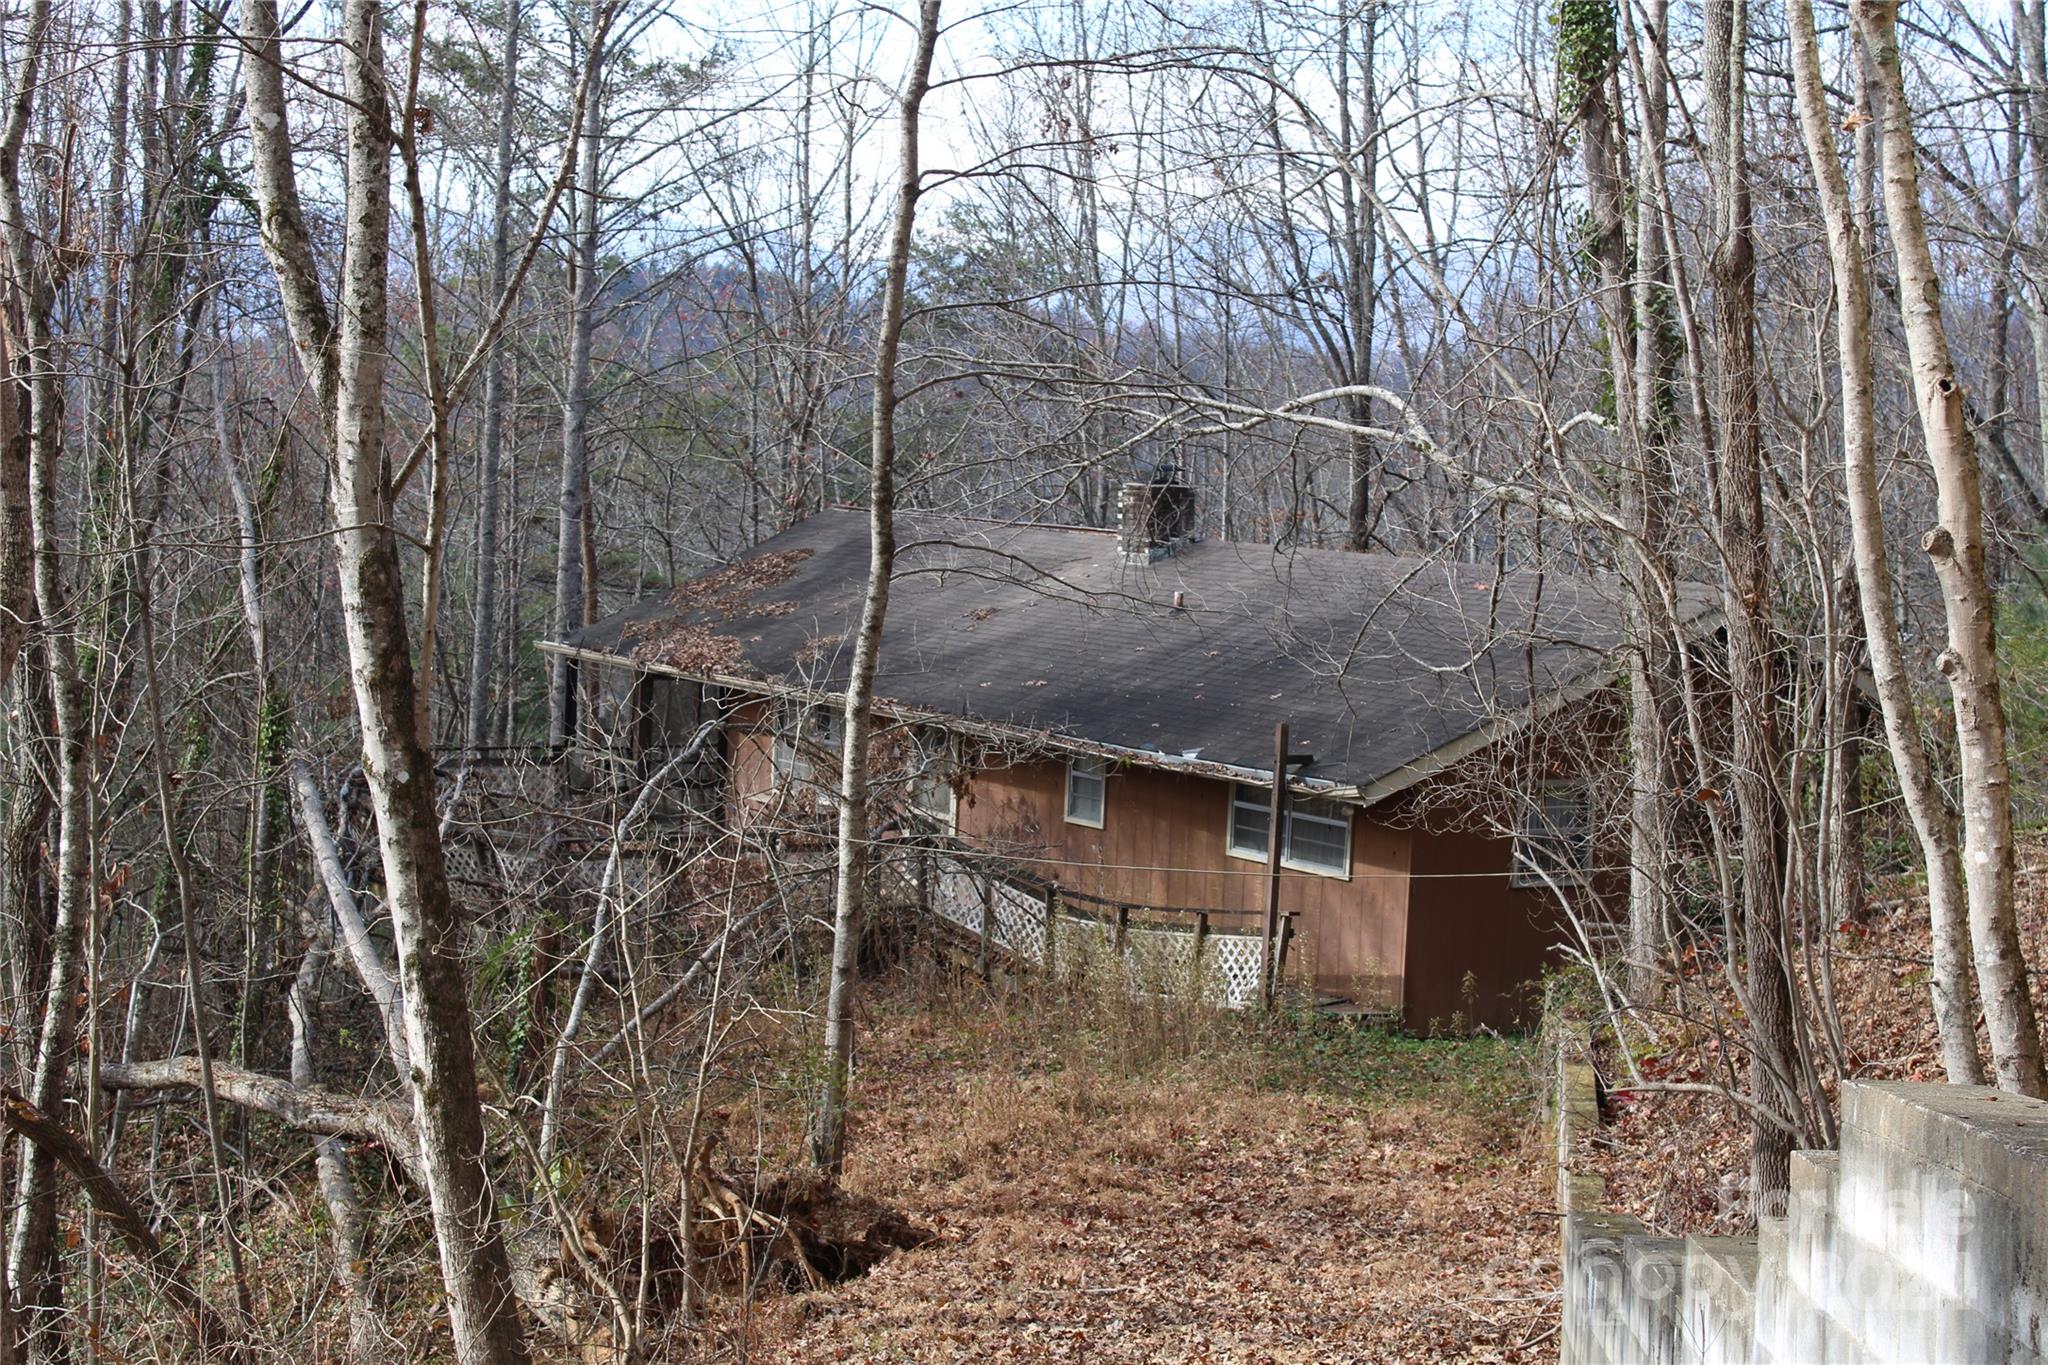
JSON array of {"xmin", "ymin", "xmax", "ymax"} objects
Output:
[
  {"xmin": 723, "ymin": 699, "xmax": 782, "ymax": 826},
  {"xmin": 1397, "ymin": 819, "xmax": 1619, "ymax": 1033},
  {"xmin": 955, "ymin": 756, "xmax": 1408, "ymax": 1009}
]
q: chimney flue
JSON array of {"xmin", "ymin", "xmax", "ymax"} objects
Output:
[{"xmin": 1116, "ymin": 464, "xmax": 1197, "ymax": 563}]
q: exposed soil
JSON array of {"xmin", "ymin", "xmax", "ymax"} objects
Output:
[{"xmin": 736, "ymin": 989, "xmax": 1561, "ymax": 1363}]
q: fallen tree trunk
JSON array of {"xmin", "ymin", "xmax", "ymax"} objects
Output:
[
  {"xmin": 94, "ymin": 1059, "xmax": 602, "ymax": 1344},
  {"xmin": 0, "ymin": 1090, "xmax": 232, "ymax": 1357},
  {"xmin": 98, "ymin": 1058, "xmax": 426, "ymax": 1183}
]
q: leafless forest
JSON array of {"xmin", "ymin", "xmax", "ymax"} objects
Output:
[{"xmin": 1, "ymin": 0, "xmax": 2046, "ymax": 1357}]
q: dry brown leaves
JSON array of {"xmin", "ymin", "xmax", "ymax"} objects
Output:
[
  {"xmin": 622, "ymin": 548, "xmax": 818, "ymax": 674},
  {"xmin": 667, "ymin": 549, "xmax": 814, "ymax": 618},
  {"xmin": 627, "ymin": 622, "xmax": 753, "ymax": 676},
  {"xmin": 739, "ymin": 1009, "xmax": 1560, "ymax": 1364},
  {"xmin": 1581, "ymin": 848, "xmax": 2048, "ymax": 1237}
]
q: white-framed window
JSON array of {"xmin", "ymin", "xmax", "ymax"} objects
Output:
[
  {"xmin": 1064, "ymin": 756, "xmax": 1106, "ymax": 828},
  {"xmin": 1227, "ymin": 782, "xmax": 1272, "ymax": 859},
  {"xmin": 909, "ymin": 726, "xmax": 958, "ymax": 831},
  {"xmin": 771, "ymin": 700, "xmax": 842, "ymax": 785},
  {"xmin": 1512, "ymin": 782, "xmax": 1592, "ymax": 888},
  {"xmin": 1284, "ymin": 795, "xmax": 1352, "ymax": 875},
  {"xmin": 1225, "ymin": 783, "xmax": 1352, "ymax": 877}
]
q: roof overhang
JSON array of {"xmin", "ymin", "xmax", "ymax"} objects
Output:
[{"xmin": 537, "ymin": 636, "xmax": 1631, "ymax": 806}]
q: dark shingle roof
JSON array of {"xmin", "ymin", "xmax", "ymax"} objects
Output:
[{"xmin": 550, "ymin": 510, "xmax": 1716, "ymax": 799}]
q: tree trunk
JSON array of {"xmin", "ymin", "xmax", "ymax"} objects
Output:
[
  {"xmin": 1788, "ymin": 0, "xmax": 1984, "ymax": 1085},
  {"xmin": 1568, "ymin": 0, "xmax": 1678, "ymax": 1001},
  {"xmin": 0, "ymin": 308, "xmax": 31, "ymax": 698},
  {"xmin": 327, "ymin": 3, "xmax": 535, "ymax": 1355},
  {"xmin": 812, "ymin": 0, "xmax": 942, "ymax": 1180},
  {"xmin": 1703, "ymin": 0, "xmax": 1802, "ymax": 1200},
  {"xmin": 1857, "ymin": 0, "xmax": 2047, "ymax": 1096},
  {"xmin": 550, "ymin": 50, "xmax": 605, "ymax": 749},
  {"xmin": 287, "ymin": 924, "xmax": 381, "ymax": 1360},
  {"xmin": 0, "ymin": 7, "xmax": 99, "ymax": 1352},
  {"xmin": 468, "ymin": 0, "xmax": 522, "ymax": 755},
  {"xmin": 1339, "ymin": 3, "xmax": 1378, "ymax": 551},
  {"xmin": 240, "ymin": 0, "xmax": 535, "ymax": 1355},
  {"xmin": 2014, "ymin": 1, "xmax": 2048, "ymax": 492}
]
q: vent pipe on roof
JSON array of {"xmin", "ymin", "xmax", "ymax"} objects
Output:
[{"xmin": 1117, "ymin": 464, "xmax": 1198, "ymax": 564}]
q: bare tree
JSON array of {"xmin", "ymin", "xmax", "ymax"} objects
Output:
[
  {"xmin": 0, "ymin": 8, "xmax": 102, "ymax": 1353},
  {"xmin": 238, "ymin": 0, "xmax": 535, "ymax": 1354},
  {"xmin": 813, "ymin": 0, "xmax": 943, "ymax": 1179},
  {"xmin": 1856, "ymin": 0, "xmax": 2047, "ymax": 1097},
  {"xmin": 469, "ymin": 0, "xmax": 526, "ymax": 755},
  {"xmin": 549, "ymin": 10, "xmax": 609, "ymax": 749},
  {"xmin": 1789, "ymin": 0, "xmax": 1984, "ymax": 1085},
  {"xmin": 1703, "ymin": 0, "xmax": 1803, "ymax": 1198}
]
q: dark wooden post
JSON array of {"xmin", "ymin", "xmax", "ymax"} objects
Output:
[
  {"xmin": 1192, "ymin": 910, "xmax": 1210, "ymax": 997},
  {"xmin": 1273, "ymin": 912, "xmax": 1296, "ymax": 1004},
  {"xmin": 977, "ymin": 876, "xmax": 993, "ymax": 982},
  {"xmin": 1042, "ymin": 883, "xmax": 1058, "ymax": 977},
  {"xmin": 1113, "ymin": 905, "xmax": 1130, "ymax": 956},
  {"xmin": 1260, "ymin": 722, "xmax": 1288, "ymax": 1011}
]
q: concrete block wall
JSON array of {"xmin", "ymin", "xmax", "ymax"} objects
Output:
[{"xmin": 1556, "ymin": 1053, "xmax": 2048, "ymax": 1364}]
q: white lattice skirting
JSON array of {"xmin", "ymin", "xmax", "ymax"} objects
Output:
[{"xmin": 899, "ymin": 851, "xmax": 1269, "ymax": 1009}]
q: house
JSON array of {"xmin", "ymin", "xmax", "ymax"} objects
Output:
[{"xmin": 540, "ymin": 479, "xmax": 1719, "ymax": 1030}]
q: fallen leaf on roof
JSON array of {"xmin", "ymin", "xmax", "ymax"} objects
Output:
[
  {"xmin": 626, "ymin": 623, "xmax": 751, "ymax": 676},
  {"xmin": 663, "ymin": 548, "xmax": 814, "ymax": 620}
]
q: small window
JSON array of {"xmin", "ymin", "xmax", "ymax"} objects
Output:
[
  {"xmin": 771, "ymin": 700, "xmax": 842, "ymax": 785},
  {"xmin": 1513, "ymin": 783, "xmax": 1591, "ymax": 888},
  {"xmin": 1226, "ymin": 783, "xmax": 1352, "ymax": 877},
  {"xmin": 1284, "ymin": 796, "xmax": 1351, "ymax": 875},
  {"xmin": 1064, "ymin": 756, "xmax": 1106, "ymax": 827},
  {"xmin": 1227, "ymin": 783, "xmax": 1271, "ymax": 858},
  {"xmin": 909, "ymin": 727, "xmax": 957, "ymax": 831}
]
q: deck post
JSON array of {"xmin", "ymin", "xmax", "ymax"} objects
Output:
[
  {"xmin": 1260, "ymin": 722, "xmax": 1288, "ymax": 1011},
  {"xmin": 915, "ymin": 846, "xmax": 930, "ymax": 917},
  {"xmin": 1192, "ymin": 911, "xmax": 1210, "ymax": 997},
  {"xmin": 1042, "ymin": 883, "xmax": 1058, "ymax": 977},
  {"xmin": 1273, "ymin": 912, "xmax": 1295, "ymax": 1004},
  {"xmin": 1113, "ymin": 905, "xmax": 1130, "ymax": 957},
  {"xmin": 977, "ymin": 876, "xmax": 993, "ymax": 982}
]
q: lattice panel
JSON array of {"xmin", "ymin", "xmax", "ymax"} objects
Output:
[
  {"xmin": 443, "ymin": 837, "xmax": 490, "ymax": 891},
  {"xmin": 1121, "ymin": 923, "xmax": 1201, "ymax": 994},
  {"xmin": 1207, "ymin": 933, "xmax": 1266, "ymax": 1009},
  {"xmin": 900, "ymin": 854, "xmax": 1272, "ymax": 1007},
  {"xmin": 989, "ymin": 878, "xmax": 1045, "ymax": 963},
  {"xmin": 493, "ymin": 847, "xmax": 544, "ymax": 898},
  {"xmin": 876, "ymin": 856, "xmax": 921, "ymax": 910},
  {"xmin": 931, "ymin": 864, "xmax": 983, "ymax": 936},
  {"xmin": 611, "ymin": 855, "xmax": 674, "ymax": 914}
]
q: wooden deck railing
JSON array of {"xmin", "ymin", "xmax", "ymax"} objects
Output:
[{"xmin": 883, "ymin": 834, "xmax": 1293, "ymax": 1010}]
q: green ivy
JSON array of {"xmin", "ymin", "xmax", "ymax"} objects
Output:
[{"xmin": 1556, "ymin": 0, "xmax": 1618, "ymax": 119}]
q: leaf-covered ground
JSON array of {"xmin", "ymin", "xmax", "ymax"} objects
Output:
[
  {"xmin": 1577, "ymin": 856, "xmax": 2048, "ymax": 1235},
  {"xmin": 741, "ymin": 988, "xmax": 1561, "ymax": 1363}
]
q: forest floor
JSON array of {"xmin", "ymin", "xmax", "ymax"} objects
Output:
[
  {"xmin": 1576, "ymin": 849, "xmax": 2048, "ymax": 1235},
  {"xmin": 733, "ymin": 975, "xmax": 1561, "ymax": 1364}
]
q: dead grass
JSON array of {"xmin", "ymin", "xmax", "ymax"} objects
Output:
[{"xmin": 726, "ymin": 974, "xmax": 1561, "ymax": 1363}]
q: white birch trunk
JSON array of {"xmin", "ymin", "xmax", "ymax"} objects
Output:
[
  {"xmin": 241, "ymin": 0, "xmax": 535, "ymax": 1354},
  {"xmin": 0, "ymin": 6, "xmax": 101, "ymax": 1351},
  {"xmin": 1788, "ymin": 0, "xmax": 1984, "ymax": 1085},
  {"xmin": 1856, "ymin": 0, "xmax": 2048, "ymax": 1096}
]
